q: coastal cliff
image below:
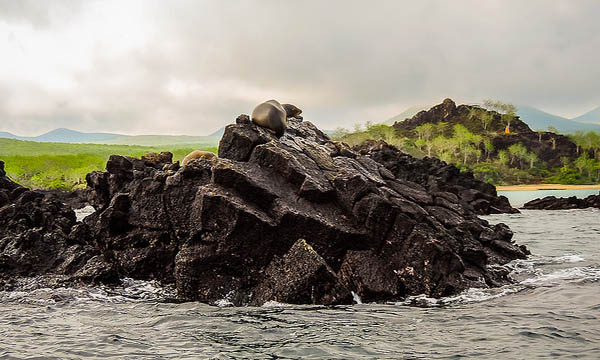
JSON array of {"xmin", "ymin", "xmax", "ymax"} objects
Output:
[{"xmin": 0, "ymin": 117, "xmax": 529, "ymax": 305}]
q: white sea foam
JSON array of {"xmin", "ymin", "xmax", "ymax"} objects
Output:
[
  {"xmin": 261, "ymin": 300, "xmax": 291, "ymax": 308},
  {"xmin": 554, "ymin": 254, "xmax": 585, "ymax": 263},
  {"xmin": 521, "ymin": 266, "xmax": 600, "ymax": 284},
  {"xmin": 75, "ymin": 205, "xmax": 95, "ymax": 222},
  {"xmin": 351, "ymin": 291, "xmax": 363, "ymax": 304},
  {"xmin": 214, "ymin": 290, "xmax": 236, "ymax": 307},
  {"xmin": 0, "ymin": 277, "xmax": 176, "ymax": 304}
]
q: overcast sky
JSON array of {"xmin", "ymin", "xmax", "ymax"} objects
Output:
[{"xmin": 1, "ymin": 0, "xmax": 599, "ymax": 136}]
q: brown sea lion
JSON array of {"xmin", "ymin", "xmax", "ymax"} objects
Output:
[
  {"xmin": 181, "ymin": 150, "xmax": 217, "ymax": 166},
  {"xmin": 251, "ymin": 100, "xmax": 287, "ymax": 137},
  {"xmin": 282, "ymin": 103, "xmax": 302, "ymax": 118}
]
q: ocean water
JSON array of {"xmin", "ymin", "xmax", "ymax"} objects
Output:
[
  {"xmin": 497, "ymin": 189, "xmax": 599, "ymax": 208},
  {"xmin": 1, "ymin": 202, "xmax": 599, "ymax": 358}
]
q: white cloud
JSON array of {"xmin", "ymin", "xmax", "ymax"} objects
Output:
[{"xmin": 0, "ymin": 0, "xmax": 599, "ymax": 136}]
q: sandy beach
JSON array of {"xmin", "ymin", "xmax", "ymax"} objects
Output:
[{"xmin": 496, "ymin": 184, "xmax": 600, "ymax": 191}]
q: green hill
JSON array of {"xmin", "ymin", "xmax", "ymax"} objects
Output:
[{"xmin": 0, "ymin": 138, "xmax": 216, "ymax": 190}]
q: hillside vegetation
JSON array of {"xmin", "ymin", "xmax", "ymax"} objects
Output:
[
  {"xmin": 0, "ymin": 138, "xmax": 216, "ymax": 190},
  {"xmin": 334, "ymin": 99, "xmax": 600, "ymax": 185}
]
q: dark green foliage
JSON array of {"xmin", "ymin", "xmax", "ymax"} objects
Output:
[{"xmin": 334, "ymin": 121, "xmax": 600, "ymax": 185}]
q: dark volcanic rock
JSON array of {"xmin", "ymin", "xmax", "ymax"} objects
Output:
[
  {"xmin": 523, "ymin": 192, "xmax": 600, "ymax": 210},
  {"xmin": 0, "ymin": 119, "xmax": 530, "ymax": 304},
  {"xmin": 354, "ymin": 140, "xmax": 518, "ymax": 215},
  {"xmin": 0, "ymin": 162, "xmax": 118, "ymax": 288},
  {"xmin": 75, "ymin": 117, "xmax": 528, "ymax": 305}
]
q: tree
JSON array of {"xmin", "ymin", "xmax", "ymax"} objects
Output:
[
  {"xmin": 469, "ymin": 108, "xmax": 493, "ymax": 132},
  {"xmin": 366, "ymin": 124, "xmax": 396, "ymax": 143},
  {"xmin": 574, "ymin": 153, "xmax": 589, "ymax": 175},
  {"xmin": 414, "ymin": 123, "xmax": 435, "ymax": 142},
  {"xmin": 436, "ymin": 122, "xmax": 450, "ymax": 138},
  {"xmin": 482, "ymin": 99, "xmax": 518, "ymax": 130},
  {"xmin": 331, "ymin": 127, "xmax": 349, "ymax": 140},
  {"xmin": 525, "ymin": 152, "xmax": 538, "ymax": 169},
  {"xmin": 569, "ymin": 131, "xmax": 586, "ymax": 154},
  {"xmin": 414, "ymin": 138, "xmax": 426, "ymax": 153},
  {"xmin": 483, "ymin": 138, "xmax": 494, "ymax": 160},
  {"xmin": 496, "ymin": 150, "xmax": 510, "ymax": 166},
  {"xmin": 508, "ymin": 143, "xmax": 528, "ymax": 168},
  {"xmin": 536, "ymin": 130, "xmax": 544, "ymax": 143}
]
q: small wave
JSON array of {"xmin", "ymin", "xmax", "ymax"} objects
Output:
[
  {"xmin": 395, "ymin": 286, "xmax": 525, "ymax": 307},
  {"xmin": 554, "ymin": 255, "xmax": 585, "ymax": 263},
  {"xmin": 261, "ymin": 300, "xmax": 292, "ymax": 308},
  {"xmin": 395, "ymin": 258, "xmax": 598, "ymax": 307},
  {"xmin": 521, "ymin": 266, "xmax": 600, "ymax": 285},
  {"xmin": 0, "ymin": 277, "xmax": 176, "ymax": 304}
]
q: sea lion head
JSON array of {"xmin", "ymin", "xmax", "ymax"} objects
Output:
[{"xmin": 282, "ymin": 103, "xmax": 302, "ymax": 118}]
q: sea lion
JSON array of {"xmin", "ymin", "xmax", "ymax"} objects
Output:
[
  {"xmin": 251, "ymin": 100, "xmax": 287, "ymax": 137},
  {"xmin": 282, "ymin": 103, "xmax": 302, "ymax": 119},
  {"xmin": 181, "ymin": 150, "xmax": 217, "ymax": 166}
]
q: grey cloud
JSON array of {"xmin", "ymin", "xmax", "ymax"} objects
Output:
[
  {"xmin": 1, "ymin": 0, "xmax": 600, "ymax": 135},
  {"xmin": 0, "ymin": 0, "xmax": 83, "ymax": 28}
]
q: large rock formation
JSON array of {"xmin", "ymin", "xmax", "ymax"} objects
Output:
[
  {"xmin": 354, "ymin": 140, "xmax": 517, "ymax": 215},
  {"xmin": 393, "ymin": 98, "xmax": 578, "ymax": 168},
  {"xmin": 0, "ymin": 117, "xmax": 529, "ymax": 305},
  {"xmin": 0, "ymin": 161, "xmax": 118, "ymax": 289},
  {"xmin": 523, "ymin": 192, "xmax": 600, "ymax": 210}
]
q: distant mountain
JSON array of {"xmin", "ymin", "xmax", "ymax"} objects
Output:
[
  {"xmin": 571, "ymin": 106, "xmax": 600, "ymax": 125},
  {"xmin": 31, "ymin": 128, "xmax": 123, "ymax": 143},
  {"xmin": 0, "ymin": 128, "xmax": 123, "ymax": 143},
  {"xmin": 0, "ymin": 128, "xmax": 221, "ymax": 146},
  {"xmin": 0, "ymin": 132, "xmax": 18, "ymax": 139},
  {"xmin": 516, "ymin": 106, "xmax": 600, "ymax": 133},
  {"xmin": 104, "ymin": 135, "xmax": 219, "ymax": 146},
  {"xmin": 208, "ymin": 127, "xmax": 225, "ymax": 138},
  {"xmin": 383, "ymin": 105, "xmax": 430, "ymax": 125}
]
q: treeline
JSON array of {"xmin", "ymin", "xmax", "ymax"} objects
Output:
[
  {"xmin": 1, "ymin": 138, "xmax": 216, "ymax": 190},
  {"xmin": 333, "ymin": 123, "xmax": 600, "ymax": 185}
]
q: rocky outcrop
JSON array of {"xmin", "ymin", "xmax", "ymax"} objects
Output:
[
  {"xmin": 393, "ymin": 99, "xmax": 578, "ymax": 168},
  {"xmin": 0, "ymin": 116, "xmax": 530, "ymax": 305},
  {"xmin": 354, "ymin": 140, "xmax": 517, "ymax": 215},
  {"xmin": 523, "ymin": 193, "xmax": 600, "ymax": 210},
  {"xmin": 81, "ymin": 115, "xmax": 528, "ymax": 305},
  {"xmin": 0, "ymin": 161, "xmax": 118, "ymax": 289}
]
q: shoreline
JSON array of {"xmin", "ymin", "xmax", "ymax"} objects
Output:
[{"xmin": 496, "ymin": 184, "xmax": 600, "ymax": 191}]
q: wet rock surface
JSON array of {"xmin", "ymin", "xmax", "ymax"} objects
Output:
[
  {"xmin": 0, "ymin": 118, "xmax": 529, "ymax": 305},
  {"xmin": 523, "ymin": 192, "xmax": 600, "ymax": 210}
]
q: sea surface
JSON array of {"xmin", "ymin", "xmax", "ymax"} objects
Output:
[
  {"xmin": 1, "ymin": 192, "xmax": 599, "ymax": 359},
  {"xmin": 497, "ymin": 189, "xmax": 599, "ymax": 208}
]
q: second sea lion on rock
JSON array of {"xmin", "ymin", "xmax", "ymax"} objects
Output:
[
  {"xmin": 282, "ymin": 103, "xmax": 302, "ymax": 119},
  {"xmin": 251, "ymin": 100, "xmax": 287, "ymax": 137},
  {"xmin": 181, "ymin": 150, "xmax": 217, "ymax": 166}
]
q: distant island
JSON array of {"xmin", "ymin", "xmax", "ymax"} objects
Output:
[{"xmin": 334, "ymin": 99, "xmax": 600, "ymax": 186}]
